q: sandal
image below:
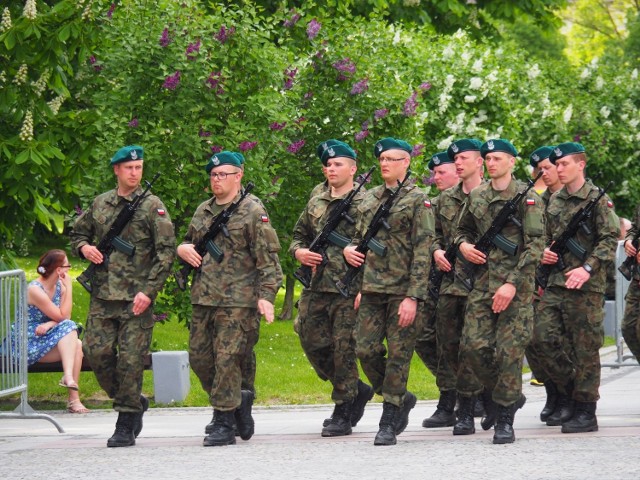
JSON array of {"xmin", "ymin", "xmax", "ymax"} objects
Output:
[
  {"xmin": 67, "ymin": 399, "xmax": 90, "ymax": 414},
  {"xmin": 59, "ymin": 376, "xmax": 79, "ymax": 391}
]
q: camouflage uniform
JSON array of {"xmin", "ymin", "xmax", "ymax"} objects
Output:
[
  {"xmin": 70, "ymin": 187, "xmax": 176, "ymax": 412},
  {"xmin": 290, "ymin": 189, "xmax": 365, "ymax": 404},
  {"xmin": 622, "ymin": 205, "xmax": 640, "ymax": 360},
  {"xmin": 185, "ymin": 192, "xmax": 282, "ymax": 411},
  {"xmin": 352, "ymin": 182, "xmax": 435, "ymax": 407},
  {"xmin": 532, "ymin": 180, "xmax": 619, "ymax": 402},
  {"xmin": 455, "ymin": 178, "xmax": 545, "ymax": 406}
]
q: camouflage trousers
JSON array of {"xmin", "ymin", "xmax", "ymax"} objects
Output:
[
  {"xmin": 298, "ymin": 290, "xmax": 359, "ymax": 403},
  {"xmin": 532, "ymin": 287, "xmax": 604, "ymax": 402},
  {"xmin": 458, "ymin": 290, "xmax": 533, "ymax": 406},
  {"xmin": 189, "ymin": 305, "xmax": 258, "ymax": 411},
  {"xmin": 414, "ymin": 298, "xmax": 438, "ymax": 378},
  {"xmin": 524, "ymin": 297, "xmax": 552, "ymax": 383},
  {"xmin": 356, "ymin": 293, "xmax": 421, "ymax": 407},
  {"xmin": 435, "ymin": 294, "xmax": 469, "ymax": 392},
  {"xmin": 241, "ymin": 315, "xmax": 260, "ymax": 394},
  {"xmin": 623, "ymin": 280, "xmax": 640, "ymax": 360},
  {"xmin": 83, "ymin": 298, "xmax": 154, "ymax": 412}
]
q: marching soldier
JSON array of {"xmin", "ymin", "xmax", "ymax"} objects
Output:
[{"xmin": 622, "ymin": 208, "xmax": 640, "ymax": 365}]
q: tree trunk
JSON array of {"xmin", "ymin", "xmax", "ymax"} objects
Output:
[{"xmin": 278, "ymin": 275, "xmax": 296, "ymax": 320}]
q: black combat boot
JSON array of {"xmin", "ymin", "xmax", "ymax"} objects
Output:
[
  {"xmin": 546, "ymin": 383, "xmax": 574, "ymax": 426},
  {"xmin": 322, "ymin": 401, "xmax": 353, "ymax": 437},
  {"xmin": 107, "ymin": 412, "xmax": 136, "ymax": 447},
  {"xmin": 133, "ymin": 395, "xmax": 149, "ymax": 438},
  {"xmin": 474, "ymin": 390, "xmax": 486, "ymax": 417},
  {"xmin": 422, "ymin": 389, "xmax": 456, "ymax": 428},
  {"xmin": 204, "ymin": 410, "xmax": 216, "ymax": 435},
  {"xmin": 322, "ymin": 404, "xmax": 338, "ymax": 428},
  {"xmin": 203, "ymin": 410, "xmax": 237, "ymax": 446},
  {"xmin": 234, "ymin": 389, "xmax": 255, "ymax": 441},
  {"xmin": 492, "ymin": 404, "xmax": 516, "ymax": 444},
  {"xmin": 561, "ymin": 401, "xmax": 598, "ymax": 433},
  {"xmin": 374, "ymin": 402, "xmax": 398, "ymax": 446},
  {"xmin": 350, "ymin": 380, "xmax": 374, "ymax": 427},
  {"xmin": 394, "ymin": 391, "xmax": 417, "ymax": 435},
  {"xmin": 480, "ymin": 389, "xmax": 498, "ymax": 431},
  {"xmin": 540, "ymin": 380, "xmax": 558, "ymax": 423},
  {"xmin": 452, "ymin": 395, "xmax": 476, "ymax": 435}
]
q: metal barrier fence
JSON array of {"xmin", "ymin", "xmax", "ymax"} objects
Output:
[
  {"xmin": 602, "ymin": 241, "xmax": 639, "ymax": 368},
  {"xmin": 0, "ymin": 269, "xmax": 64, "ymax": 432}
]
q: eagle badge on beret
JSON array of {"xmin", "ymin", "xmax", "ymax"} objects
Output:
[
  {"xmin": 532, "ymin": 153, "xmax": 540, "ymax": 162},
  {"xmin": 451, "ymin": 144, "xmax": 459, "ymax": 153},
  {"xmin": 433, "ymin": 156, "xmax": 440, "ymax": 165},
  {"xmin": 212, "ymin": 156, "xmax": 220, "ymax": 165},
  {"xmin": 130, "ymin": 150, "xmax": 138, "ymax": 160},
  {"xmin": 487, "ymin": 140, "xmax": 495, "ymax": 150},
  {"xmin": 327, "ymin": 147, "xmax": 335, "ymax": 157},
  {"xmin": 554, "ymin": 147, "xmax": 562, "ymax": 157},
  {"xmin": 377, "ymin": 143, "xmax": 382, "ymax": 151}
]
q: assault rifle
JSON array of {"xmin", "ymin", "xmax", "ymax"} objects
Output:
[
  {"xmin": 535, "ymin": 181, "xmax": 613, "ymax": 289},
  {"xmin": 175, "ymin": 182, "xmax": 255, "ymax": 291},
  {"xmin": 335, "ymin": 170, "xmax": 412, "ymax": 298},
  {"xmin": 77, "ymin": 172, "xmax": 161, "ymax": 293},
  {"xmin": 455, "ymin": 172, "xmax": 542, "ymax": 292},
  {"xmin": 427, "ymin": 243, "xmax": 458, "ymax": 302},
  {"xmin": 293, "ymin": 166, "xmax": 375, "ymax": 289},
  {"xmin": 619, "ymin": 232, "xmax": 640, "ymax": 281}
]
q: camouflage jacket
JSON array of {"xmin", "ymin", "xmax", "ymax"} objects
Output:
[
  {"xmin": 351, "ymin": 182, "xmax": 435, "ymax": 299},
  {"xmin": 455, "ymin": 178, "xmax": 545, "ymax": 297},
  {"xmin": 183, "ymin": 191, "xmax": 283, "ymax": 307},
  {"xmin": 625, "ymin": 203, "xmax": 640, "ymax": 280},
  {"xmin": 69, "ymin": 187, "xmax": 176, "ymax": 301},
  {"xmin": 430, "ymin": 182, "xmax": 471, "ymax": 297},
  {"xmin": 290, "ymin": 188, "xmax": 365, "ymax": 293},
  {"xmin": 544, "ymin": 180, "xmax": 619, "ymax": 293},
  {"xmin": 309, "ymin": 180, "xmax": 329, "ymax": 199}
]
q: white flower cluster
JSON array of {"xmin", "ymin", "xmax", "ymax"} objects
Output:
[
  {"xmin": 437, "ymin": 134, "xmax": 455, "ymax": 151},
  {"xmin": 600, "ymin": 106, "xmax": 611, "ymax": 119},
  {"xmin": 528, "ymin": 63, "xmax": 541, "ymax": 80},
  {"xmin": 13, "ymin": 64, "xmax": 28, "ymax": 85},
  {"xmin": 402, "ymin": 0, "xmax": 421, "ymax": 7},
  {"xmin": 595, "ymin": 76, "xmax": 604, "ymax": 90},
  {"xmin": 23, "ymin": 0, "xmax": 37, "ymax": 20},
  {"xmin": 469, "ymin": 77, "xmax": 483, "ymax": 90},
  {"xmin": 82, "ymin": 0, "xmax": 94, "ymax": 21},
  {"xmin": 446, "ymin": 111, "xmax": 467, "ymax": 135},
  {"xmin": 19, "ymin": 110, "xmax": 34, "ymax": 142},
  {"xmin": 31, "ymin": 69, "xmax": 50, "ymax": 97},
  {"xmin": 632, "ymin": 69, "xmax": 638, "ymax": 80},
  {"xmin": 76, "ymin": 0, "xmax": 86, "ymax": 8},
  {"xmin": 438, "ymin": 74, "xmax": 456, "ymax": 114},
  {"xmin": 48, "ymin": 95, "xmax": 65, "ymax": 115},
  {"xmin": 472, "ymin": 59, "xmax": 483, "ymax": 73},
  {"xmin": 0, "ymin": 71, "xmax": 6, "ymax": 84},
  {"xmin": 1, "ymin": 7, "xmax": 11, "ymax": 31},
  {"xmin": 563, "ymin": 104, "xmax": 573, "ymax": 124}
]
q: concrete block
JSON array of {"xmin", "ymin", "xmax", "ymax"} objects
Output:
[{"xmin": 152, "ymin": 351, "xmax": 190, "ymax": 404}]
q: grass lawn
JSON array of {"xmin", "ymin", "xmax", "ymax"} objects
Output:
[{"xmin": 2, "ymin": 248, "xmax": 438, "ymax": 410}]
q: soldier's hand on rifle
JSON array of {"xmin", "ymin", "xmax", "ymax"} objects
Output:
[
  {"xmin": 492, "ymin": 283, "xmax": 516, "ymax": 313},
  {"xmin": 397, "ymin": 297, "xmax": 417, "ymax": 328},
  {"xmin": 343, "ymin": 246, "xmax": 365, "ymax": 267},
  {"xmin": 459, "ymin": 242, "xmax": 486, "ymax": 265},
  {"xmin": 294, "ymin": 248, "xmax": 324, "ymax": 267},
  {"xmin": 433, "ymin": 249, "xmax": 452, "ymax": 272},
  {"xmin": 624, "ymin": 239, "xmax": 637, "ymax": 258},
  {"xmin": 541, "ymin": 247, "xmax": 559, "ymax": 265},
  {"xmin": 258, "ymin": 299, "xmax": 275, "ymax": 324},
  {"xmin": 81, "ymin": 244, "xmax": 104, "ymax": 265},
  {"xmin": 177, "ymin": 244, "xmax": 203, "ymax": 268}
]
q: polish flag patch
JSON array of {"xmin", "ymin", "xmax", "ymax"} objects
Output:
[
  {"xmin": 260, "ymin": 214, "xmax": 269, "ymax": 223},
  {"xmin": 526, "ymin": 198, "xmax": 535, "ymax": 206},
  {"xmin": 607, "ymin": 200, "xmax": 614, "ymax": 208},
  {"xmin": 424, "ymin": 199, "xmax": 432, "ymax": 208},
  {"xmin": 157, "ymin": 208, "xmax": 166, "ymax": 215}
]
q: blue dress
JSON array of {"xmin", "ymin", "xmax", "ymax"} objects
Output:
[{"xmin": 24, "ymin": 280, "xmax": 78, "ymax": 365}]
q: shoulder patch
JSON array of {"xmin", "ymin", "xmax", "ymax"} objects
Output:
[
  {"xmin": 260, "ymin": 214, "xmax": 269, "ymax": 223},
  {"xmin": 607, "ymin": 200, "xmax": 614, "ymax": 208},
  {"xmin": 424, "ymin": 199, "xmax": 432, "ymax": 208},
  {"xmin": 157, "ymin": 208, "xmax": 166, "ymax": 215},
  {"xmin": 526, "ymin": 198, "xmax": 535, "ymax": 206}
]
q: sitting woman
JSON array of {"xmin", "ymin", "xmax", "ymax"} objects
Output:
[{"xmin": 28, "ymin": 249, "xmax": 89, "ymax": 413}]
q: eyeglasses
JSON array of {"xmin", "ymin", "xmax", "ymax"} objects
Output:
[
  {"xmin": 60, "ymin": 265, "xmax": 72, "ymax": 269},
  {"xmin": 209, "ymin": 171, "xmax": 239, "ymax": 180},
  {"xmin": 378, "ymin": 156, "xmax": 406, "ymax": 163}
]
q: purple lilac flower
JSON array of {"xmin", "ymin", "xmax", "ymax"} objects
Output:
[
  {"xmin": 423, "ymin": 171, "xmax": 436, "ymax": 186},
  {"xmin": 159, "ymin": 28, "xmax": 171, "ymax": 47},
  {"xmin": 162, "ymin": 71, "xmax": 181, "ymax": 90},
  {"xmin": 239, "ymin": 141, "xmax": 258, "ymax": 152},
  {"xmin": 107, "ymin": 3, "xmax": 116, "ymax": 19},
  {"xmin": 153, "ymin": 313, "xmax": 168, "ymax": 322},
  {"xmin": 205, "ymin": 71, "xmax": 225, "ymax": 95},
  {"xmin": 374, "ymin": 109, "xmax": 389, "ymax": 121},
  {"xmin": 215, "ymin": 25, "xmax": 236, "ymax": 44},
  {"xmin": 283, "ymin": 11, "xmax": 301, "ymax": 28},
  {"xmin": 304, "ymin": 91, "xmax": 313, "ymax": 100},
  {"xmin": 210, "ymin": 145, "xmax": 224, "ymax": 154},
  {"xmin": 411, "ymin": 143, "xmax": 425, "ymax": 158},
  {"xmin": 307, "ymin": 19, "xmax": 321, "ymax": 39},
  {"xmin": 89, "ymin": 56, "xmax": 102, "ymax": 72},
  {"xmin": 287, "ymin": 139, "xmax": 305, "ymax": 154},
  {"xmin": 199, "ymin": 128, "xmax": 212, "ymax": 137},
  {"xmin": 128, "ymin": 118, "xmax": 138, "ymax": 128},
  {"xmin": 419, "ymin": 82, "xmax": 432, "ymax": 91},
  {"xmin": 350, "ymin": 78, "xmax": 369, "ymax": 95},
  {"xmin": 270, "ymin": 122, "xmax": 287, "ymax": 131},
  {"xmin": 283, "ymin": 67, "xmax": 297, "ymax": 90},
  {"xmin": 294, "ymin": 116, "xmax": 306, "ymax": 125},
  {"xmin": 74, "ymin": 205, "xmax": 84, "ymax": 216},
  {"xmin": 186, "ymin": 40, "xmax": 201, "ymax": 61},
  {"xmin": 403, "ymin": 91, "xmax": 418, "ymax": 117},
  {"xmin": 355, "ymin": 130, "xmax": 370, "ymax": 142},
  {"xmin": 573, "ymin": 134, "xmax": 582, "ymax": 142},
  {"xmin": 361, "ymin": 120, "xmax": 370, "ymax": 130},
  {"xmin": 332, "ymin": 58, "xmax": 356, "ymax": 75}
]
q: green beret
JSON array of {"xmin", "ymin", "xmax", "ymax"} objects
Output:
[
  {"xmin": 447, "ymin": 138, "xmax": 482, "ymax": 160},
  {"xmin": 480, "ymin": 139, "xmax": 518, "ymax": 158},
  {"xmin": 427, "ymin": 151, "xmax": 453, "ymax": 170},
  {"xmin": 233, "ymin": 152, "xmax": 246, "ymax": 165},
  {"xmin": 110, "ymin": 145, "xmax": 144, "ymax": 165},
  {"xmin": 374, "ymin": 137, "xmax": 412, "ymax": 158},
  {"xmin": 529, "ymin": 146, "xmax": 554, "ymax": 168},
  {"xmin": 205, "ymin": 151, "xmax": 242, "ymax": 173},
  {"xmin": 320, "ymin": 141, "xmax": 357, "ymax": 166},
  {"xmin": 316, "ymin": 139, "xmax": 341, "ymax": 160},
  {"xmin": 549, "ymin": 142, "xmax": 586, "ymax": 164}
]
